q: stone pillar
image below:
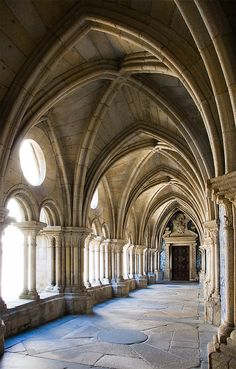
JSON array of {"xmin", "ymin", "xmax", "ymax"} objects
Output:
[
  {"xmin": 207, "ymin": 174, "xmax": 236, "ymax": 368},
  {"xmin": 111, "ymin": 239, "xmax": 129, "ymax": 297},
  {"xmin": 84, "ymin": 236, "xmax": 91, "ymax": 288},
  {"xmin": 46, "ymin": 235, "xmax": 55, "ymax": 290},
  {"xmin": 103, "ymin": 239, "xmax": 111, "ymax": 284},
  {"xmin": 100, "ymin": 242, "xmax": 105, "ymax": 282},
  {"xmin": 19, "ymin": 230, "xmax": 29, "ymax": 298},
  {"xmin": 94, "ymin": 236, "xmax": 102, "ymax": 286},
  {"xmin": 111, "ymin": 242, "xmax": 116, "ymax": 282},
  {"xmin": 61, "ymin": 235, "xmax": 66, "ymax": 290},
  {"xmin": 64, "ymin": 231, "xmax": 71, "ymax": 292},
  {"xmin": 89, "ymin": 239, "xmax": 96, "ymax": 285},
  {"xmin": 164, "ymin": 243, "xmax": 171, "ymax": 280},
  {"xmin": 129, "ymin": 245, "xmax": 135, "ymax": 279},
  {"xmin": 54, "ymin": 233, "xmax": 62, "ymax": 291},
  {"xmin": 150, "ymin": 249, "xmax": 154, "ymax": 274},
  {"xmin": 17, "ymin": 221, "xmax": 46, "ymax": 300},
  {"xmin": 135, "ymin": 246, "xmax": 147, "ymax": 288},
  {"xmin": 218, "ymin": 200, "xmax": 234, "ymax": 343},
  {"xmin": 143, "ymin": 248, "xmax": 148, "ymax": 276},
  {"xmin": 29, "ymin": 229, "xmax": 39, "ymax": 300},
  {"xmin": 116, "ymin": 241, "xmax": 124, "ymax": 282},
  {"xmin": 63, "ymin": 227, "xmax": 93, "ymax": 314},
  {"xmin": 154, "ymin": 250, "xmax": 162, "ymax": 281},
  {"xmin": 189, "ymin": 243, "xmax": 197, "ymax": 281},
  {"xmin": 199, "ymin": 245, "xmax": 206, "ymax": 284},
  {"xmin": 123, "ymin": 245, "xmax": 129, "ymax": 280}
]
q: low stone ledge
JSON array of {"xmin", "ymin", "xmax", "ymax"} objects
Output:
[
  {"xmin": 87, "ymin": 284, "xmax": 113, "ymax": 305},
  {"xmin": 2, "ymin": 295, "xmax": 65, "ymax": 338}
]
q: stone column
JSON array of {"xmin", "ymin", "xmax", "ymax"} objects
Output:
[
  {"xmin": 29, "ymin": 229, "xmax": 39, "ymax": 299},
  {"xmin": 199, "ymin": 245, "xmax": 206, "ymax": 287},
  {"xmin": 143, "ymin": 248, "xmax": 148, "ymax": 276},
  {"xmin": 17, "ymin": 221, "xmax": 46, "ymax": 300},
  {"xmin": 189, "ymin": 243, "xmax": 197, "ymax": 281},
  {"xmin": 64, "ymin": 231, "xmax": 71, "ymax": 292},
  {"xmin": 84, "ymin": 236, "xmax": 91, "ymax": 288},
  {"xmin": 104, "ymin": 239, "xmax": 111, "ymax": 284},
  {"xmin": 72, "ymin": 235, "xmax": 78, "ymax": 289},
  {"xmin": 116, "ymin": 241, "xmax": 124, "ymax": 283},
  {"xmin": 54, "ymin": 233, "xmax": 62, "ymax": 291},
  {"xmin": 134, "ymin": 246, "xmax": 139, "ymax": 278},
  {"xmin": 100, "ymin": 242, "xmax": 105, "ymax": 282},
  {"xmin": 111, "ymin": 242, "xmax": 116, "ymax": 283},
  {"xmin": 135, "ymin": 246, "xmax": 147, "ymax": 288},
  {"xmin": 61, "ymin": 235, "xmax": 66, "ymax": 290},
  {"xmin": 89, "ymin": 239, "xmax": 96, "ymax": 285},
  {"xmin": 129, "ymin": 245, "xmax": 135, "ymax": 279},
  {"xmin": 94, "ymin": 236, "xmax": 102, "ymax": 286},
  {"xmin": 111, "ymin": 239, "xmax": 129, "ymax": 297},
  {"xmin": 150, "ymin": 249, "xmax": 154, "ymax": 274},
  {"xmin": 123, "ymin": 245, "xmax": 129, "ymax": 280},
  {"xmin": 154, "ymin": 250, "xmax": 162, "ymax": 281},
  {"xmin": 19, "ymin": 229, "xmax": 29, "ymax": 298},
  {"xmin": 218, "ymin": 200, "xmax": 235, "ymax": 343},
  {"xmin": 164, "ymin": 243, "xmax": 171, "ymax": 280},
  {"xmin": 46, "ymin": 235, "xmax": 55, "ymax": 290},
  {"xmin": 209, "ymin": 226, "xmax": 220, "ymax": 299},
  {"xmin": 63, "ymin": 227, "xmax": 93, "ymax": 314}
]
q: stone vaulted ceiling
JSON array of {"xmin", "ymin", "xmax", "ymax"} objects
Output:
[{"xmin": 0, "ymin": 0, "xmax": 236, "ymax": 245}]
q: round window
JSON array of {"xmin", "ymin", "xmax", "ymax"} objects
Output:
[
  {"xmin": 19, "ymin": 139, "xmax": 46, "ymax": 186},
  {"xmin": 90, "ymin": 189, "xmax": 98, "ymax": 209}
]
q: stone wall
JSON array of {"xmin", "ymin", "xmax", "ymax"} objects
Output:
[{"xmin": 2, "ymin": 285, "xmax": 114, "ymax": 338}]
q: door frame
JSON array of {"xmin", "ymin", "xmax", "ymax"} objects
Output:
[{"xmin": 171, "ymin": 245, "xmax": 190, "ymax": 281}]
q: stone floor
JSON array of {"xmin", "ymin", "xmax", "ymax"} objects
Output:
[{"xmin": 0, "ymin": 283, "xmax": 217, "ymax": 369}]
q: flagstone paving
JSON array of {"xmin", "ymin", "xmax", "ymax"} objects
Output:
[{"xmin": 0, "ymin": 283, "xmax": 217, "ymax": 369}]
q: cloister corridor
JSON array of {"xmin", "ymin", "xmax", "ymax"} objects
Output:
[{"xmin": 0, "ymin": 283, "xmax": 216, "ymax": 369}]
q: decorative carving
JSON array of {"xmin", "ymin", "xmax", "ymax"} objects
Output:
[
  {"xmin": 224, "ymin": 215, "xmax": 233, "ymax": 228},
  {"xmin": 172, "ymin": 213, "xmax": 186, "ymax": 234}
]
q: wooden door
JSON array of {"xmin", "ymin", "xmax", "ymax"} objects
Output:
[{"xmin": 172, "ymin": 246, "xmax": 189, "ymax": 280}]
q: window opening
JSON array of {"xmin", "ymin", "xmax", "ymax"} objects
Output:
[
  {"xmin": 19, "ymin": 139, "xmax": 46, "ymax": 186},
  {"xmin": 91, "ymin": 189, "xmax": 98, "ymax": 209},
  {"xmin": 2, "ymin": 198, "xmax": 24, "ymax": 302}
]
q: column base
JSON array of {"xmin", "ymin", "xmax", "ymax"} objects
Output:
[
  {"xmin": 64, "ymin": 291, "xmax": 93, "ymax": 314},
  {"xmin": 148, "ymin": 273, "xmax": 156, "ymax": 284},
  {"xmin": 53, "ymin": 285, "xmax": 62, "ymax": 293},
  {"xmin": 45, "ymin": 284, "xmax": 55, "ymax": 292},
  {"xmin": 112, "ymin": 280, "xmax": 129, "ymax": 297},
  {"xmin": 155, "ymin": 270, "xmax": 164, "ymax": 282},
  {"xmin": 199, "ymin": 270, "xmax": 205, "ymax": 285},
  {"xmin": 135, "ymin": 276, "xmax": 148, "ymax": 289},
  {"xmin": 217, "ymin": 323, "xmax": 234, "ymax": 344},
  {"xmin": 205, "ymin": 294, "xmax": 221, "ymax": 326},
  {"xmin": 208, "ymin": 328, "xmax": 236, "ymax": 369},
  {"xmin": 84, "ymin": 281, "xmax": 91, "ymax": 288},
  {"xmin": 102, "ymin": 278, "xmax": 111, "ymax": 285},
  {"xmin": 0, "ymin": 320, "xmax": 5, "ymax": 355},
  {"xmin": 19, "ymin": 290, "xmax": 30, "ymax": 299},
  {"xmin": 127, "ymin": 278, "xmax": 136, "ymax": 291},
  {"xmin": 164, "ymin": 268, "xmax": 171, "ymax": 280},
  {"xmin": 93, "ymin": 281, "xmax": 102, "ymax": 287},
  {"xmin": 28, "ymin": 290, "xmax": 40, "ymax": 300}
]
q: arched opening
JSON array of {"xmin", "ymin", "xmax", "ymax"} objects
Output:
[{"xmin": 2, "ymin": 198, "xmax": 24, "ymax": 303}]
